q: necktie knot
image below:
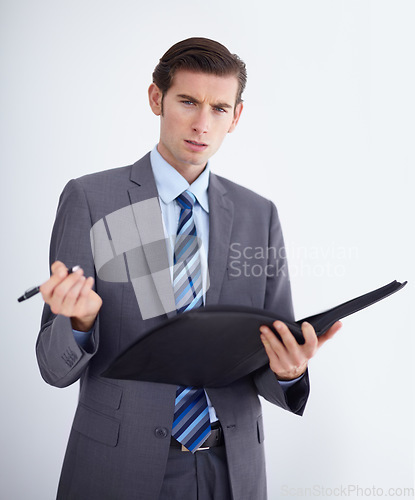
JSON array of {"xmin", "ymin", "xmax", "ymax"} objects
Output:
[{"xmin": 176, "ymin": 190, "xmax": 196, "ymax": 210}]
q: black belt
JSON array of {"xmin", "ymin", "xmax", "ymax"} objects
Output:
[{"xmin": 170, "ymin": 422, "xmax": 224, "ymax": 451}]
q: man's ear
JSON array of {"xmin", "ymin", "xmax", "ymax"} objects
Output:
[
  {"xmin": 148, "ymin": 83, "xmax": 163, "ymax": 116},
  {"xmin": 228, "ymin": 102, "xmax": 243, "ymax": 133}
]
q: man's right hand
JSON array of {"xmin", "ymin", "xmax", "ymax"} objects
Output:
[{"xmin": 40, "ymin": 261, "xmax": 102, "ymax": 332}]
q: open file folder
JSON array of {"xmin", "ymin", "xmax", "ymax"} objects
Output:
[{"xmin": 102, "ymin": 280, "xmax": 407, "ymax": 388}]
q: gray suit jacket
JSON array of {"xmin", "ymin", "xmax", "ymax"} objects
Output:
[{"xmin": 36, "ymin": 153, "xmax": 309, "ymax": 500}]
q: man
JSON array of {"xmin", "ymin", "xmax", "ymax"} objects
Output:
[{"xmin": 36, "ymin": 38, "xmax": 341, "ymax": 499}]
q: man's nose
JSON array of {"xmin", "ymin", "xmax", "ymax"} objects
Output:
[{"xmin": 191, "ymin": 108, "xmax": 209, "ymax": 135}]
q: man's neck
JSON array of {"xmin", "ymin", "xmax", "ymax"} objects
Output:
[{"xmin": 156, "ymin": 146, "xmax": 206, "ymax": 185}]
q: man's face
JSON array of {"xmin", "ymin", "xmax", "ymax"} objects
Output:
[{"xmin": 148, "ymin": 70, "xmax": 243, "ymax": 181}]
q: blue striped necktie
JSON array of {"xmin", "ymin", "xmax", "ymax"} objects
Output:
[{"xmin": 171, "ymin": 190, "xmax": 211, "ymax": 452}]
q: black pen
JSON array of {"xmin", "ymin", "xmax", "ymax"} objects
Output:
[{"xmin": 17, "ymin": 265, "xmax": 81, "ymax": 302}]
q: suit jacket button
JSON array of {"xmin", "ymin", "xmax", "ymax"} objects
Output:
[{"xmin": 154, "ymin": 427, "xmax": 169, "ymax": 439}]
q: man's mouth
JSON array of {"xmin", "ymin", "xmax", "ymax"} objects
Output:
[{"xmin": 185, "ymin": 140, "xmax": 207, "ymax": 147}]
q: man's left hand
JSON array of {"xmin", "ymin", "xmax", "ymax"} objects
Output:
[{"xmin": 259, "ymin": 320, "xmax": 342, "ymax": 381}]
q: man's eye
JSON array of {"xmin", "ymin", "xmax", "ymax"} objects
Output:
[
  {"xmin": 182, "ymin": 100, "xmax": 194, "ymax": 106},
  {"xmin": 214, "ymin": 107, "xmax": 226, "ymax": 113}
]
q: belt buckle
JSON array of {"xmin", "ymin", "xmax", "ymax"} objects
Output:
[{"xmin": 181, "ymin": 444, "xmax": 209, "ymax": 452}]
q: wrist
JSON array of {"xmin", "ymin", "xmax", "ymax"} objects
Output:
[
  {"xmin": 71, "ymin": 315, "xmax": 96, "ymax": 332},
  {"xmin": 276, "ymin": 364, "xmax": 307, "ymax": 382}
]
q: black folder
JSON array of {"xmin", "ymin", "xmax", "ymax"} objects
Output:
[{"xmin": 102, "ymin": 280, "xmax": 407, "ymax": 388}]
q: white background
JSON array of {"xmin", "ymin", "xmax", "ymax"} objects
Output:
[{"xmin": 1, "ymin": 1, "xmax": 414, "ymax": 498}]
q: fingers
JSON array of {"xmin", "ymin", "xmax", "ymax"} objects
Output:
[
  {"xmin": 78, "ymin": 276, "xmax": 95, "ymax": 300},
  {"xmin": 60, "ymin": 274, "xmax": 87, "ymax": 311},
  {"xmin": 259, "ymin": 319, "xmax": 339, "ymax": 380},
  {"xmin": 299, "ymin": 320, "xmax": 342, "ymax": 353},
  {"xmin": 259, "ymin": 321, "xmax": 306, "ymax": 378},
  {"xmin": 301, "ymin": 321, "xmax": 319, "ymax": 356},
  {"xmin": 39, "ymin": 261, "xmax": 101, "ymax": 332},
  {"xmin": 260, "ymin": 327, "xmax": 281, "ymax": 369},
  {"xmin": 50, "ymin": 260, "xmax": 66, "ymax": 274},
  {"xmin": 40, "ymin": 261, "xmax": 68, "ymax": 300},
  {"xmin": 40, "ymin": 262, "xmax": 87, "ymax": 313},
  {"xmin": 274, "ymin": 321, "xmax": 301, "ymax": 351},
  {"xmin": 259, "ymin": 322, "xmax": 295, "ymax": 364},
  {"xmin": 62, "ymin": 276, "xmax": 96, "ymax": 318},
  {"xmin": 40, "ymin": 262, "xmax": 77, "ymax": 300},
  {"xmin": 259, "ymin": 323, "xmax": 283, "ymax": 372},
  {"xmin": 44, "ymin": 268, "xmax": 86, "ymax": 315},
  {"xmin": 317, "ymin": 321, "xmax": 342, "ymax": 348},
  {"xmin": 260, "ymin": 320, "xmax": 340, "ymax": 353}
]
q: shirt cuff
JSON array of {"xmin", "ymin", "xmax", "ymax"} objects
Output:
[
  {"xmin": 72, "ymin": 328, "xmax": 94, "ymax": 351},
  {"xmin": 278, "ymin": 373, "xmax": 304, "ymax": 391}
]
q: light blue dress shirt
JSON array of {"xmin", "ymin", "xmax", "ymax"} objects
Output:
[{"xmin": 150, "ymin": 147, "xmax": 210, "ymax": 298}]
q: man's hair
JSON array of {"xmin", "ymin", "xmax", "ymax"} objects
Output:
[{"xmin": 152, "ymin": 37, "xmax": 247, "ymax": 108}]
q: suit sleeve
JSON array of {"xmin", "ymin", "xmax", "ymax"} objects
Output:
[
  {"xmin": 253, "ymin": 200, "xmax": 310, "ymax": 415},
  {"xmin": 36, "ymin": 179, "xmax": 100, "ymax": 388}
]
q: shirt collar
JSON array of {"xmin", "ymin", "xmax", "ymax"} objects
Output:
[{"xmin": 150, "ymin": 146, "xmax": 210, "ymax": 213}]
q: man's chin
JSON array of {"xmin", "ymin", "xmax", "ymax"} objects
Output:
[{"xmin": 179, "ymin": 153, "xmax": 209, "ymax": 169}]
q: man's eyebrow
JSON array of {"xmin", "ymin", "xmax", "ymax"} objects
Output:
[{"xmin": 177, "ymin": 94, "xmax": 233, "ymax": 109}]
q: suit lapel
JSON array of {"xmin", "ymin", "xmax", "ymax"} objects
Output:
[
  {"xmin": 206, "ymin": 174, "xmax": 234, "ymax": 306},
  {"xmin": 127, "ymin": 153, "xmax": 176, "ymax": 319},
  {"xmin": 126, "ymin": 156, "xmax": 234, "ymax": 313}
]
